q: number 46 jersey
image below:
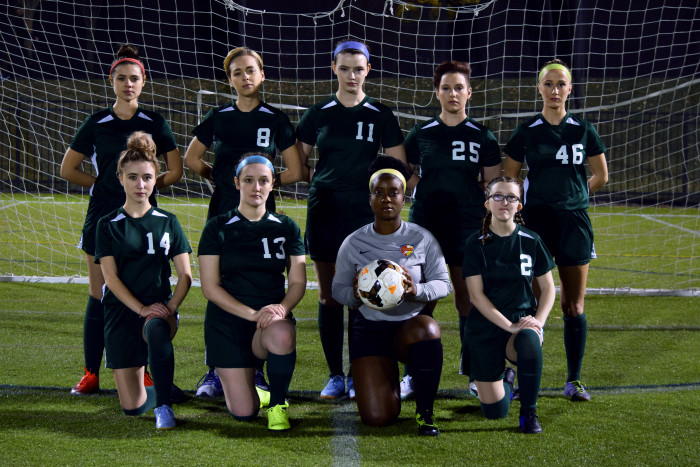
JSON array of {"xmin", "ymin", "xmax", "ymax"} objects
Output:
[
  {"xmin": 198, "ymin": 208, "xmax": 305, "ymax": 311},
  {"xmin": 95, "ymin": 207, "xmax": 192, "ymax": 306}
]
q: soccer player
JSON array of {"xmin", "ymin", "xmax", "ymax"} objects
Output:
[
  {"xmin": 404, "ymin": 61, "xmax": 502, "ymax": 398},
  {"xmin": 296, "ymin": 39, "xmax": 409, "ymax": 399},
  {"xmin": 198, "ymin": 154, "xmax": 306, "ymax": 431},
  {"xmin": 94, "ymin": 132, "xmax": 192, "ymax": 430},
  {"xmin": 463, "ymin": 176, "xmax": 555, "ymax": 434},
  {"xmin": 184, "ymin": 46, "xmax": 302, "ymax": 398},
  {"xmin": 503, "ymin": 59, "xmax": 609, "ymax": 401},
  {"xmin": 60, "ymin": 44, "xmax": 183, "ymax": 395},
  {"xmin": 332, "ymin": 157, "xmax": 451, "ymax": 436}
]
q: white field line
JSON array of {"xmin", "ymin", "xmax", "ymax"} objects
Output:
[{"xmin": 638, "ymin": 214, "xmax": 700, "ymax": 236}]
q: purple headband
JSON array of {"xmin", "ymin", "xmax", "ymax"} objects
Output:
[{"xmin": 333, "ymin": 41, "xmax": 370, "ymax": 61}]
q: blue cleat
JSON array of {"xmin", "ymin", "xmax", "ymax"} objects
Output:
[
  {"xmin": 196, "ymin": 369, "xmax": 223, "ymax": 397},
  {"xmin": 564, "ymin": 380, "xmax": 591, "ymax": 401},
  {"xmin": 154, "ymin": 405, "xmax": 175, "ymax": 430},
  {"xmin": 320, "ymin": 375, "xmax": 345, "ymax": 399}
]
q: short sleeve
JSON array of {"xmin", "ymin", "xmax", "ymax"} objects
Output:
[
  {"xmin": 461, "ymin": 234, "xmax": 484, "ymax": 278},
  {"xmin": 482, "ymin": 129, "xmax": 502, "ymax": 167},
  {"xmin": 404, "ymin": 125, "xmax": 420, "ymax": 165},
  {"xmin": 197, "ymin": 217, "xmax": 223, "ymax": 256},
  {"xmin": 274, "ymin": 113, "xmax": 297, "ymax": 153},
  {"xmin": 153, "ymin": 115, "xmax": 178, "ymax": 155},
  {"xmin": 295, "ymin": 107, "xmax": 318, "ymax": 146},
  {"xmin": 586, "ymin": 122, "xmax": 607, "ymax": 157},
  {"xmin": 69, "ymin": 115, "xmax": 95, "ymax": 157},
  {"xmin": 192, "ymin": 108, "xmax": 216, "ymax": 148},
  {"xmin": 503, "ymin": 124, "xmax": 526, "ymax": 162},
  {"xmin": 380, "ymin": 108, "xmax": 404, "ymax": 149},
  {"xmin": 93, "ymin": 217, "xmax": 112, "ymax": 264},
  {"xmin": 168, "ymin": 216, "xmax": 193, "ymax": 258},
  {"xmin": 533, "ymin": 236, "xmax": 555, "ymax": 277}
]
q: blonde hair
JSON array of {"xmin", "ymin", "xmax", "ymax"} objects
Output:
[
  {"xmin": 117, "ymin": 131, "xmax": 159, "ymax": 175},
  {"xmin": 223, "ymin": 47, "xmax": 263, "ymax": 78}
]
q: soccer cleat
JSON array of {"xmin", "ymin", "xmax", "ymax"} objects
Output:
[
  {"xmin": 71, "ymin": 367, "xmax": 99, "ymax": 395},
  {"xmin": 504, "ymin": 367, "xmax": 516, "ymax": 401},
  {"xmin": 144, "ymin": 370, "xmax": 153, "ymax": 387},
  {"xmin": 320, "ymin": 375, "xmax": 345, "ymax": 399},
  {"xmin": 512, "ymin": 385, "xmax": 520, "ymax": 401},
  {"xmin": 195, "ymin": 369, "xmax": 223, "ymax": 397},
  {"xmin": 468, "ymin": 380, "xmax": 479, "ymax": 398},
  {"xmin": 519, "ymin": 409, "xmax": 542, "ymax": 434},
  {"xmin": 400, "ymin": 375, "xmax": 414, "ymax": 400},
  {"xmin": 154, "ymin": 405, "xmax": 176, "ymax": 430},
  {"xmin": 255, "ymin": 369, "xmax": 270, "ymax": 392},
  {"xmin": 256, "ymin": 385, "xmax": 271, "ymax": 408},
  {"xmin": 267, "ymin": 402, "xmax": 291, "ymax": 431},
  {"xmin": 416, "ymin": 413, "xmax": 439, "ymax": 436},
  {"xmin": 564, "ymin": 380, "xmax": 591, "ymax": 401},
  {"xmin": 347, "ymin": 377, "xmax": 356, "ymax": 400}
]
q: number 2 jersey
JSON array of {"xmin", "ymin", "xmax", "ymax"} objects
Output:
[
  {"xmin": 462, "ymin": 225, "xmax": 555, "ymax": 315},
  {"xmin": 94, "ymin": 207, "xmax": 192, "ymax": 306},
  {"xmin": 198, "ymin": 208, "xmax": 305, "ymax": 311},
  {"xmin": 504, "ymin": 112, "xmax": 606, "ymax": 210}
]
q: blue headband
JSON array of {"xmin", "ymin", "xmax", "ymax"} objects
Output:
[
  {"xmin": 235, "ymin": 155, "xmax": 275, "ymax": 177},
  {"xmin": 333, "ymin": 41, "xmax": 370, "ymax": 61}
]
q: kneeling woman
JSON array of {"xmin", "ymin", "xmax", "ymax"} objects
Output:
[
  {"xmin": 95, "ymin": 132, "xmax": 193, "ymax": 430},
  {"xmin": 332, "ymin": 157, "xmax": 451, "ymax": 436},
  {"xmin": 198, "ymin": 154, "xmax": 306, "ymax": 431},
  {"xmin": 462, "ymin": 176, "xmax": 555, "ymax": 433}
]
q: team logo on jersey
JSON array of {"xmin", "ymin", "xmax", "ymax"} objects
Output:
[{"xmin": 400, "ymin": 244, "xmax": 414, "ymax": 257}]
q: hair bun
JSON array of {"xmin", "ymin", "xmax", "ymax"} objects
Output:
[
  {"xmin": 115, "ymin": 44, "xmax": 140, "ymax": 60},
  {"xmin": 126, "ymin": 131, "xmax": 156, "ymax": 157}
]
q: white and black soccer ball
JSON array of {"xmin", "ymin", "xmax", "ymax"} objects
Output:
[{"xmin": 357, "ymin": 259, "xmax": 406, "ymax": 311}]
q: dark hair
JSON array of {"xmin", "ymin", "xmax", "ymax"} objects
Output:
[
  {"xmin": 110, "ymin": 44, "xmax": 145, "ymax": 78},
  {"xmin": 368, "ymin": 156, "xmax": 412, "ymax": 179},
  {"xmin": 117, "ymin": 131, "xmax": 159, "ymax": 175},
  {"xmin": 433, "ymin": 61, "xmax": 472, "ymax": 89},
  {"xmin": 480, "ymin": 176, "xmax": 525, "ymax": 244}
]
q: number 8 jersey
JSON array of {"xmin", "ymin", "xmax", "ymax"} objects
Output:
[
  {"xmin": 198, "ymin": 208, "xmax": 305, "ymax": 311},
  {"xmin": 95, "ymin": 207, "xmax": 192, "ymax": 306},
  {"xmin": 504, "ymin": 112, "xmax": 606, "ymax": 210}
]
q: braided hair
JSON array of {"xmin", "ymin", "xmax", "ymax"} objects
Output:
[{"xmin": 480, "ymin": 176, "xmax": 525, "ymax": 244}]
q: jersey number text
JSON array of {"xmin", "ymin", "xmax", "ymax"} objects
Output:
[
  {"xmin": 520, "ymin": 254, "xmax": 532, "ymax": 276},
  {"xmin": 555, "ymin": 144, "xmax": 584, "ymax": 164},
  {"xmin": 257, "ymin": 128, "xmax": 271, "ymax": 147},
  {"xmin": 146, "ymin": 232, "xmax": 170, "ymax": 256},
  {"xmin": 262, "ymin": 237, "xmax": 286, "ymax": 259},
  {"xmin": 355, "ymin": 122, "xmax": 375, "ymax": 142},
  {"xmin": 452, "ymin": 141, "xmax": 480, "ymax": 162}
]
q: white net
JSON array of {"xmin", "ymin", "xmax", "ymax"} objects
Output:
[{"xmin": 0, "ymin": 0, "xmax": 698, "ymax": 294}]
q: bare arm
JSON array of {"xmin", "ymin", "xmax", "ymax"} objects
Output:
[
  {"xmin": 481, "ymin": 163, "xmax": 502, "ymax": 188},
  {"xmin": 60, "ymin": 148, "xmax": 95, "ymax": 188},
  {"xmin": 184, "ymin": 137, "xmax": 212, "ymax": 181},
  {"xmin": 296, "ymin": 140, "xmax": 314, "ymax": 183},
  {"xmin": 503, "ymin": 156, "xmax": 523, "ymax": 180},
  {"xmin": 157, "ymin": 148, "xmax": 183, "ymax": 189},
  {"xmin": 166, "ymin": 252, "xmax": 193, "ymax": 314},
  {"xmin": 278, "ymin": 144, "xmax": 303, "ymax": 186},
  {"xmin": 279, "ymin": 255, "xmax": 307, "ymax": 314},
  {"xmin": 587, "ymin": 153, "xmax": 609, "ymax": 193},
  {"xmin": 199, "ymin": 254, "xmax": 260, "ymax": 321},
  {"xmin": 384, "ymin": 143, "xmax": 407, "ymax": 164},
  {"xmin": 100, "ymin": 256, "xmax": 170, "ymax": 319}
]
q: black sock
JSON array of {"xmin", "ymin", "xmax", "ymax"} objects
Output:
[
  {"xmin": 144, "ymin": 318, "xmax": 174, "ymax": 407},
  {"xmin": 83, "ymin": 296, "xmax": 104, "ymax": 376},
  {"xmin": 408, "ymin": 339, "xmax": 443, "ymax": 418},
  {"xmin": 459, "ymin": 316, "xmax": 471, "ymax": 378},
  {"xmin": 318, "ymin": 302, "xmax": 344, "ymax": 376},
  {"xmin": 564, "ymin": 313, "xmax": 587, "ymax": 382},
  {"xmin": 514, "ymin": 329, "xmax": 542, "ymax": 411},
  {"xmin": 267, "ymin": 350, "xmax": 296, "ymax": 407}
]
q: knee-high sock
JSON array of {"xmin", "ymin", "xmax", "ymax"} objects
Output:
[
  {"xmin": 563, "ymin": 313, "xmax": 587, "ymax": 382},
  {"xmin": 459, "ymin": 316, "xmax": 471, "ymax": 378},
  {"xmin": 267, "ymin": 350, "xmax": 296, "ymax": 407},
  {"xmin": 144, "ymin": 318, "xmax": 174, "ymax": 407},
  {"xmin": 408, "ymin": 339, "xmax": 443, "ymax": 418},
  {"xmin": 514, "ymin": 329, "xmax": 543, "ymax": 411},
  {"xmin": 83, "ymin": 296, "xmax": 104, "ymax": 376},
  {"xmin": 318, "ymin": 303, "xmax": 344, "ymax": 376},
  {"xmin": 480, "ymin": 393, "xmax": 511, "ymax": 419},
  {"xmin": 123, "ymin": 386, "xmax": 156, "ymax": 415}
]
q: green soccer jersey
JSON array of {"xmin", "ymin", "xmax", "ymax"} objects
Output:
[
  {"xmin": 462, "ymin": 225, "xmax": 555, "ymax": 314},
  {"xmin": 94, "ymin": 207, "xmax": 192, "ymax": 306},
  {"xmin": 296, "ymin": 95, "xmax": 404, "ymax": 191},
  {"xmin": 70, "ymin": 107, "xmax": 177, "ymax": 197},
  {"xmin": 504, "ymin": 112, "xmax": 606, "ymax": 210},
  {"xmin": 198, "ymin": 209, "xmax": 305, "ymax": 311},
  {"xmin": 192, "ymin": 101, "xmax": 296, "ymax": 196},
  {"xmin": 405, "ymin": 116, "xmax": 501, "ymax": 223}
]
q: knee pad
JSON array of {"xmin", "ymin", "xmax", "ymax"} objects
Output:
[{"xmin": 480, "ymin": 396, "xmax": 511, "ymax": 419}]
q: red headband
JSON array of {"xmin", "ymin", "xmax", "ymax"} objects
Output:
[{"xmin": 109, "ymin": 58, "xmax": 146, "ymax": 78}]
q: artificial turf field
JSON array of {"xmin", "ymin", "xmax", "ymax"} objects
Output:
[{"xmin": 0, "ymin": 194, "xmax": 698, "ymax": 464}]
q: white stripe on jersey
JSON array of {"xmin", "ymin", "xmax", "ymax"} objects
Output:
[
  {"xmin": 422, "ymin": 121, "xmax": 439, "ymax": 130},
  {"xmin": 267, "ymin": 213, "xmax": 282, "ymax": 223},
  {"xmin": 528, "ymin": 119, "xmax": 544, "ymax": 128},
  {"xmin": 137, "ymin": 112, "xmax": 153, "ymax": 121},
  {"xmin": 517, "ymin": 230, "xmax": 534, "ymax": 239},
  {"xmin": 321, "ymin": 101, "xmax": 337, "ymax": 110},
  {"xmin": 225, "ymin": 215, "xmax": 241, "ymax": 225},
  {"xmin": 465, "ymin": 121, "xmax": 480, "ymax": 130},
  {"xmin": 566, "ymin": 116, "xmax": 580, "ymax": 126},
  {"xmin": 97, "ymin": 115, "xmax": 114, "ymax": 124},
  {"xmin": 110, "ymin": 213, "xmax": 126, "ymax": 223},
  {"xmin": 259, "ymin": 106, "xmax": 274, "ymax": 114},
  {"xmin": 220, "ymin": 106, "xmax": 234, "ymax": 112},
  {"xmin": 151, "ymin": 210, "xmax": 167, "ymax": 218},
  {"xmin": 363, "ymin": 102, "xmax": 380, "ymax": 112}
]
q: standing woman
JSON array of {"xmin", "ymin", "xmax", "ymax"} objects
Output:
[
  {"xmin": 61, "ymin": 45, "xmax": 182, "ymax": 395},
  {"xmin": 95, "ymin": 132, "xmax": 192, "ymax": 430},
  {"xmin": 504, "ymin": 59, "xmax": 608, "ymax": 401},
  {"xmin": 198, "ymin": 154, "xmax": 306, "ymax": 431},
  {"xmin": 185, "ymin": 46, "xmax": 302, "ymax": 397},
  {"xmin": 332, "ymin": 157, "xmax": 451, "ymax": 435},
  {"xmin": 463, "ymin": 176, "xmax": 555, "ymax": 433},
  {"xmin": 404, "ymin": 61, "xmax": 502, "ymax": 397},
  {"xmin": 296, "ymin": 39, "xmax": 408, "ymax": 399}
]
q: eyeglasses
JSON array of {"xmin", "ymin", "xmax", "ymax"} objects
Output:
[{"xmin": 488, "ymin": 193, "xmax": 520, "ymax": 203}]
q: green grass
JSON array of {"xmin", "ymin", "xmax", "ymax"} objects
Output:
[{"xmin": 1, "ymin": 283, "xmax": 698, "ymax": 465}]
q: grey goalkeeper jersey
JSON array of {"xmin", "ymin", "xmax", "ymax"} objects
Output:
[{"xmin": 332, "ymin": 221, "xmax": 451, "ymax": 322}]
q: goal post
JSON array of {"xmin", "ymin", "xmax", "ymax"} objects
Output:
[{"xmin": 0, "ymin": 0, "xmax": 697, "ymax": 295}]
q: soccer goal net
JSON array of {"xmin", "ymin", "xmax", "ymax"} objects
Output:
[{"xmin": 0, "ymin": 0, "xmax": 697, "ymax": 295}]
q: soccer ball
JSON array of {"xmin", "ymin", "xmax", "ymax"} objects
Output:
[{"xmin": 357, "ymin": 259, "xmax": 406, "ymax": 311}]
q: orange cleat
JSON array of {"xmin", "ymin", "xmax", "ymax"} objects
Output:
[
  {"xmin": 70, "ymin": 367, "xmax": 99, "ymax": 395},
  {"xmin": 144, "ymin": 370, "xmax": 154, "ymax": 387}
]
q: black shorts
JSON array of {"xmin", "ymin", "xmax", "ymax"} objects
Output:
[
  {"xmin": 305, "ymin": 186, "xmax": 373, "ymax": 263},
  {"xmin": 522, "ymin": 205, "xmax": 595, "ymax": 267},
  {"xmin": 410, "ymin": 205, "xmax": 482, "ymax": 266}
]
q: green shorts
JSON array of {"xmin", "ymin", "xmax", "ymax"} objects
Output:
[
  {"xmin": 104, "ymin": 302, "xmax": 179, "ymax": 369},
  {"xmin": 465, "ymin": 308, "xmax": 532, "ymax": 382},
  {"xmin": 521, "ymin": 205, "xmax": 595, "ymax": 267},
  {"xmin": 204, "ymin": 301, "xmax": 296, "ymax": 368},
  {"xmin": 305, "ymin": 186, "xmax": 373, "ymax": 263}
]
